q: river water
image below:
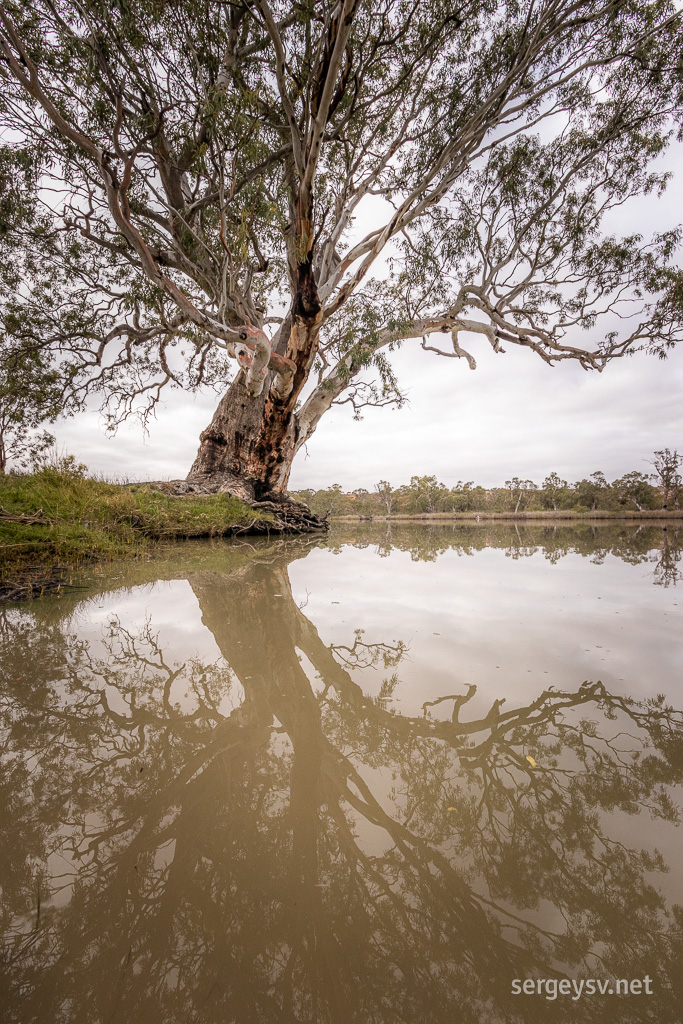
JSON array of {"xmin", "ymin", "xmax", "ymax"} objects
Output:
[{"xmin": 1, "ymin": 522, "xmax": 682, "ymax": 1023}]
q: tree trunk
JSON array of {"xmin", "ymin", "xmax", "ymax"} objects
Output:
[
  {"xmin": 186, "ymin": 373, "xmax": 288, "ymax": 501},
  {"xmin": 187, "ymin": 267, "xmax": 322, "ymax": 502}
]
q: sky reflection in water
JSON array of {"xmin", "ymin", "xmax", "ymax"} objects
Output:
[{"xmin": 1, "ymin": 522, "xmax": 682, "ymax": 1024}]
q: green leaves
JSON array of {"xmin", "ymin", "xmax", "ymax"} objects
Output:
[{"xmin": 0, "ymin": 0, "xmax": 681, "ymax": 442}]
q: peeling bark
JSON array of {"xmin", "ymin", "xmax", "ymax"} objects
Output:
[{"xmin": 188, "ymin": 263, "xmax": 322, "ymax": 501}]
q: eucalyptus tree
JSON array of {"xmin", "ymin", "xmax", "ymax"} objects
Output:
[
  {"xmin": 612, "ymin": 469, "xmax": 658, "ymax": 510},
  {"xmin": 505, "ymin": 475, "xmax": 537, "ymax": 512},
  {"xmin": 574, "ymin": 469, "xmax": 612, "ymax": 510},
  {"xmin": 450, "ymin": 480, "xmax": 478, "ymax": 512},
  {"xmin": 542, "ymin": 471, "xmax": 570, "ymax": 511},
  {"xmin": 650, "ymin": 447, "xmax": 682, "ymax": 508},
  {"xmin": 373, "ymin": 478, "xmax": 394, "ymax": 515},
  {"xmin": 406, "ymin": 473, "xmax": 449, "ymax": 513},
  {"xmin": 1, "ymin": 1, "xmax": 682, "ymax": 507}
]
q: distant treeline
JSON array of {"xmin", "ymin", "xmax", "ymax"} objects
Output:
[{"xmin": 290, "ymin": 459, "xmax": 682, "ymax": 517}]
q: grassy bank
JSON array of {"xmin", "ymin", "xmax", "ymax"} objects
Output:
[{"xmin": 0, "ymin": 468, "xmax": 274, "ymax": 598}]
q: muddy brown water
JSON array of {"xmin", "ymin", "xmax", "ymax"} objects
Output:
[{"xmin": 1, "ymin": 522, "xmax": 682, "ymax": 1023}]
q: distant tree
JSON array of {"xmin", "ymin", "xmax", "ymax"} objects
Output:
[
  {"xmin": 612, "ymin": 471, "xmax": 658, "ymax": 511},
  {"xmin": 574, "ymin": 471, "xmax": 612, "ymax": 512},
  {"xmin": 303, "ymin": 483, "xmax": 347, "ymax": 516},
  {"xmin": 522, "ymin": 480, "xmax": 538, "ymax": 511},
  {"xmin": 449, "ymin": 480, "xmax": 476, "ymax": 512},
  {"xmin": 486, "ymin": 487, "xmax": 507, "ymax": 513},
  {"xmin": 542, "ymin": 472, "xmax": 570, "ymax": 512},
  {"xmin": 591, "ymin": 470, "xmax": 609, "ymax": 492},
  {"xmin": 650, "ymin": 449, "xmax": 682, "ymax": 509},
  {"xmin": 469, "ymin": 486, "xmax": 488, "ymax": 512},
  {"xmin": 505, "ymin": 477, "xmax": 537, "ymax": 514},
  {"xmin": 408, "ymin": 475, "xmax": 449, "ymax": 514},
  {"xmin": 374, "ymin": 480, "xmax": 394, "ymax": 516},
  {"xmin": 505, "ymin": 477, "xmax": 521, "ymax": 512},
  {"xmin": 290, "ymin": 488, "xmax": 317, "ymax": 509}
]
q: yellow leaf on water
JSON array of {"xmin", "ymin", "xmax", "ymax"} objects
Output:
[
  {"xmin": 526, "ymin": 756, "xmax": 536, "ymax": 768},
  {"xmin": 447, "ymin": 807, "xmax": 456, "ymax": 812}
]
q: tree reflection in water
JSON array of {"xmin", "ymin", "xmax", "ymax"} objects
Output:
[
  {"xmin": 1, "ymin": 528, "xmax": 682, "ymax": 1023},
  {"xmin": 326, "ymin": 519, "xmax": 683, "ymax": 584}
]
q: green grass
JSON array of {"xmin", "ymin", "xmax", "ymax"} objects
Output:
[{"xmin": 0, "ymin": 467, "xmax": 274, "ymax": 588}]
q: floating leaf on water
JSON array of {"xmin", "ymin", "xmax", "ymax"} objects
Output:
[
  {"xmin": 526, "ymin": 755, "xmax": 536, "ymax": 767},
  {"xmin": 447, "ymin": 807, "xmax": 456, "ymax": 812}
]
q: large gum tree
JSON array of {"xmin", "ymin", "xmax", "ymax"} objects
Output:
[{"xmin": 0, "ymin": 0, "xmax": 682, "ymax": 506}]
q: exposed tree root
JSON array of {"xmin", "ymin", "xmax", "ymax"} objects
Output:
[
  {"xmin": 146, "ymin": 480, "xmax": 329, "ymax": 533},
  {"xmin": 249, "ymin": 498, "xmax": 329, "ymax": 533}
]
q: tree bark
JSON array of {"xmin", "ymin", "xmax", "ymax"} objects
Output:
[
  {"xmin": 186, "ymin": 373, "xmax": 280, "ymax": 500},
  {"xmin": 187, "ymin": 264, "xmax": 322, "ymax": 502}
]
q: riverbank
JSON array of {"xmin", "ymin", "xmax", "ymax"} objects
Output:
[
  {"xmin": 333, "ymin": 510, "xmax": 683, "ymax": 521},
  {"xmin": 0, "ymin": 468, "xmax": 276, "ymax": 600}
]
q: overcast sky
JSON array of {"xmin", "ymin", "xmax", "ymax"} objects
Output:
[
  {"xmin": 52, "ymin": 336, "xmax": 683, "ymax": 490},
  {"xmin": 51, "ymin": 144, "xmax": 683, "ymax": 491}
]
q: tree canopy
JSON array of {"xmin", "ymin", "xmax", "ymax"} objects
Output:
[{"xmin": 0, "ymin": 1, "xmax": 682, "ymax": 493}]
